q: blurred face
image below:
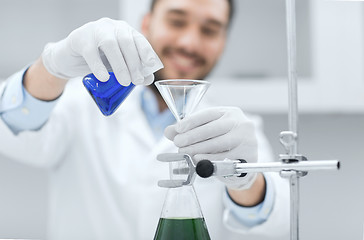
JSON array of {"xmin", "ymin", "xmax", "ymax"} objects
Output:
[{"xmin": 142, "ymin": 0, "xmax": 229, "ymax": 80}]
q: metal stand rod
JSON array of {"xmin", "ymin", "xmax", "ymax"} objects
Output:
[
  {"xmin": 193, "ymin": 159, "xmax": 339, "ymax": 178},
  {"xmin": 233, "ymin": 160, "xmax": 339, "ymax": 173},
  {"xmin": 289, "ymin": 172, "xmax": 300, "ymax": 240},
  {"xmin": 284, "ymin": 0, "xmax": 300, "ymax": 239},
  {"xmin": 286, "ymin": 0, "xmax": 298, "ymax": 153}
]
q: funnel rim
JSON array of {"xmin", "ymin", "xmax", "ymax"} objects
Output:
[{"xmin": 154, "ymin": 79, "xmax": 210, "ymax": 86}]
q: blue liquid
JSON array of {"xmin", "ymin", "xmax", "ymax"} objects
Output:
[{"xmin": 82, "ymin": 72, "xmax": 135, "ymax": 116}]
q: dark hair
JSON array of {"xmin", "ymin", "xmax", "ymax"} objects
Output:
[{"xmin": 150, "ymin": 0, "xmax": 234, "ymax": 26}]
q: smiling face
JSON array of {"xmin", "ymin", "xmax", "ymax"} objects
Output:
[{"xmin": 142, "ymin": 0, "xmax": 230, "ymax": 81}]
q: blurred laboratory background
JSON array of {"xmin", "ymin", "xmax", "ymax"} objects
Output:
[{"xmin": 1, "ymin": 0, "xmax": 364, "ymax": 239}]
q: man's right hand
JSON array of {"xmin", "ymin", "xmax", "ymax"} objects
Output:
[{"xmin": 41, "ymin": 17, "xmax": 163, "ymax": 86}]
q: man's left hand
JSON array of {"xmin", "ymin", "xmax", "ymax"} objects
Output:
[{"xmin": 165, "ymin": 107, "xmax": 258, "ymax": 190}]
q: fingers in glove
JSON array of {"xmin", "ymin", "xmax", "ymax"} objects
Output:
[
  {"xmin": 164, "ymin": 124, "xmax": 178, "ymax": 141},
  {"xmin": 217, "ymin": 173, "xmax": 257, "ymax": 191},
  {"xmin": 178, "ymin": 130, "xmax": 243, "ymax": 156},
  {"xmin": 82, "ymin": 45, "xmax": 109, "ymax": 82},
  {"xmin": 176, "ymin": 108, "xmax": 225, "ymax": 133},
  {"xmin": 143, "ymin": 74, "xmax": 155, "ymax": 85},
  {"xmin": 116, "ymin": 26, "xmax": 145, "ymax": 85},
  {"xmin": 99, "ymin": 39, "xmax": 131, "ymax": 86},
  {"xmin": 174, "ymin": 116, "xmax": 236, "ymax": 147},
  {"xmin": 132, "ymin": 30, "xmax": 164, "ymax": 77},
  {"xmin": 192, "ymin": 143, "xmax": 258, "ymax": 163}
]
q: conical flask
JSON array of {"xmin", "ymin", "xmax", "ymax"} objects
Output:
[
  {"xmin": 154, "ymin": 79, "xmax": 211, "ymax": 240},
  {"xmin": 154, "ymin": 186, "xmax": 210, "ymax": 240},
  {"xmin": 82, "ymin": 72, "xmax": 135, "ymax": 116}
]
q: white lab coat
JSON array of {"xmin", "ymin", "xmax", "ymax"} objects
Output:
[{"xmin": 0, "ymin": 77, "xmax": 289, "ymax": 240}]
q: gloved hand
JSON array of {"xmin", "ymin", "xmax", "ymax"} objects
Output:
[
  {"xmin": 41, "ymin": 17, "xmax": 163, "ymax": 86},
  {"xmin": 165, "ymin": 107, "xmax": 258, "ymax": 190}
]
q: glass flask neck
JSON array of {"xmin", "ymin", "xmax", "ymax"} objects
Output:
[{"xmin": 160, "ymin": 185, "xmax": 203, "ymax": 219}]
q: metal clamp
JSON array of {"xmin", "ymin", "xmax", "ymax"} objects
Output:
[
  {"xmin": 279, "ymin": 154, "xmax": 308, "ymax": 177},
  {"xmin": 156, "ymin": 153, "xmax": 197, "ymax": 188},
  {"xmin": 280, "ymin": 131, "xmax": 298, "ymax": 155},
  {"xmin": 157, "ymin": 153, "xmax": 340, "ymax": 183}
]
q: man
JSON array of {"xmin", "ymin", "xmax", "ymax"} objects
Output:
[{"xmin": 0, "ymin": 0, "xmax": 289, "ymax": 239}]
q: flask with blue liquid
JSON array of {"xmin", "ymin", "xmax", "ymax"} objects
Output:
[{"xmin": 82, "ymin": 72, "xmax": 135, "ymax": 116}]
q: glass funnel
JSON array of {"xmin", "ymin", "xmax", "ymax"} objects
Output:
[
  {"xmin": 154, "ymin": 79, "xmax": 210, "ymax": 121},
  {"xmin": 153, "ymin": 79, "xmax": 211, "ymax": 240}
]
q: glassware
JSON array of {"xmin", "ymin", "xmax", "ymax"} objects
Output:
[
  {"xmin": 154, "ymin": 187, "xmax": 210, "ymax": 240},
  {"xmin": 82, "ymin": 72, "xmax": 135, "ymax": 116},
  {"xmin": 155, "ymin": 79, "xmax": 210, "ymax": 121},
  {"xmin": 153, "ymin": 79, "xmax": 211, "ymax": 240}
]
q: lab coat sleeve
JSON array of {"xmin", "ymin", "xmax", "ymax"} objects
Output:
[
  {"xmin": 222, "ymin": 173, "xmax": 290, "ymax": 238},
  {"xmin": 223, "ymin": 173, "xmax": 276, "ymax": 227},
  {"xmin": 0, "ymin": 68, "xmax": 59, "ymax": 134},
  {"xmin": 0, "ymin": 69, "xmax": 72, "ymax": 168},
  {"xmin": 222, "ymin": 114, "xmax": 290, "ymax": 238}
]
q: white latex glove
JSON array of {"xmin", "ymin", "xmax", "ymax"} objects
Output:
[
  {"xmin": 42, "ymin": 17, "xmax": 163, "ymax": 86},
  {"xmin": 165, "ymin": 107, "xmax": 258, "ymax": 190}
]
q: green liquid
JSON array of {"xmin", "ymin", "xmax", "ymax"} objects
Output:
[{"xmin": 153, "ymin": 218, "xmax": 211, "ymax": 240}]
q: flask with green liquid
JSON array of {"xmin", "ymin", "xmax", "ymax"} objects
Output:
[{"xmin": 153, "ymin": 185, "xmax": 211, "ymax": 240}]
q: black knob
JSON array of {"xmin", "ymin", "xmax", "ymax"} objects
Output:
[
  {"xmin": 237, "ymin": 159, "xmax": 247, "ymax": 177},
  {"xmin": 196, "ymin": 160, "xmax": 214, "ymax": 178}
]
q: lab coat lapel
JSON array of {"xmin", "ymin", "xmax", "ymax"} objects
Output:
[
  {"xmin": 116, "ymin": 86, "xmax": 158, "ymax": 150},
  {"xmin": 127, "ymin": 103, "xmax": 176, "ymax": 154},
  {"xmin": 129, "ymin": 106, "xmax": 156, "ymax": 150}
]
